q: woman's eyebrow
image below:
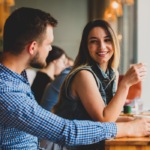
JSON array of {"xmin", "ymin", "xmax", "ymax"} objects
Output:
[
  {"xmin": 89, "ymin": 35, "xmax": 110, "ymax": 40},
  {"xmin": 104, "ymin": 35, "xmax": 110, "ymax": 38},
  {"xmin": 88, "ymin": 37, "xmax": 97, "ymax": 40}
]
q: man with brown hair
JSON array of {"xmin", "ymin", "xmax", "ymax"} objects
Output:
[{"xmin": 0, "ymin": 7, "xmax": 150, "ymax": 150}]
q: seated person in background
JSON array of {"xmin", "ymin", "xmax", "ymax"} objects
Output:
[
  {"xmin": 66, "ymin": 56, "xmax": 74, "ymax": 67},
  {"xmin": 31, "ymin": 46, "xmax": 66, "ymax": 104},
  {"xmin": 51, "ymin": 19, "xmax": 147, "ymax": 150},
  {"xmin": 40, "ymin": 57, "xmax": 74, "ymax": 111}
]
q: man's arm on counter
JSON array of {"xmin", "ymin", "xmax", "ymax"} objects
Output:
[{"xmin": 0, "ymin": 90, "xmax": 117, "ymax": 146}]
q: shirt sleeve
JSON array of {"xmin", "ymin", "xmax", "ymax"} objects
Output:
[{"xmin": 0, "ymin": 90, "xmax": 117, "ymax": 146}]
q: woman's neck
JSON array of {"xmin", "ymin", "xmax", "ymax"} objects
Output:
[
  {"xmin": 99, "ymin": 63, "xmax": 108, "ymax": 73},
  {"xmin": 39, "ymin": 62, "xmax": 55, "ymax": 80}
]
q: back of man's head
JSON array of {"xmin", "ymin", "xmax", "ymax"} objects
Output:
[{"xmin": 3, "ymin": 7, "xmax": 57, "ymax": 55}]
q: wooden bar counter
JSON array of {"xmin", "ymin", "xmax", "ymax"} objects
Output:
[{"xmin": 105, "ymin": 137, "xmax": 150, "ymax": 150}]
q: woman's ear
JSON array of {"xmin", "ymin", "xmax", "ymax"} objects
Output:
[{"xmin": 28, "ymin": 41, "xmax": 37, "ymax": 55}]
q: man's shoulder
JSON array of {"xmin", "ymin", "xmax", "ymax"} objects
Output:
[
  {"xmin": 0, "ymin": 77, "xmax": 15, "ymax": 93},
  {"xmin": 0, "ymin": 71, "xmax": 9, "ymax": 87},
  {"xmin": 0, "ymin": 70, "xmax": 27, "ymax": 93}
]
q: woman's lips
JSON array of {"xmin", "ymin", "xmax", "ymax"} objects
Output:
[{"xmin": 96, "ymin": 51, "xmax": 109, "ymax": 57}]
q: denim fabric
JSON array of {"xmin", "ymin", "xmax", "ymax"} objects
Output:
[
  {"xmin": 40, "ymin": 67, "xmax": 72, "ymax": 111},
  {"xmin": 55, "ymin": 63, "xmax": 117, "ymax": 150},
  {"xmin": 31, "ymin": 72, "xmax": 53, "ymax": 104}
]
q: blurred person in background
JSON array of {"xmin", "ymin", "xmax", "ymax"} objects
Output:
[
  {"xmin": 66, "ymin": 56, "xmax": 74, "ymax": 67},
  {"xmin": 31, "ymin": 46, "xmax": 66, "ymax": 104},
  {"xmin": 52, "ymin": 19, "xmax": 147, "ymax": 150},
  {"xmin": 40, "ymin": 57, "xmax": 74, "ymax": 111}
]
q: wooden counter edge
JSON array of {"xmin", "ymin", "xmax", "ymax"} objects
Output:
[{"xmin": 105, "ymin": 137, "xmax": 150, "ymax": 146}]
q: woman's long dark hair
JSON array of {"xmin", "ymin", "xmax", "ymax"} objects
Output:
[{"xmin": 51, "ymin": 19, "xmax": 120, "ymax": 113}]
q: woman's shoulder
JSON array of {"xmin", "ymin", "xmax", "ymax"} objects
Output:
[
  {"xmin": 75, "ymin": 65, "xmax": 92, "ymax": 72},
  {"xmin": 64, "ymin": 65, "xmax": 99, "ymax": 89},
  {"xmin": 75, "ymin": 69, "xmax": 94, "ymax": 79},
  {"xmin": 72, "ymin": 69, "xmax": 99, "ymax": 89},
  {"xmin": 71, "ymin": 66, "xmax": 94, "ymax": 78}
]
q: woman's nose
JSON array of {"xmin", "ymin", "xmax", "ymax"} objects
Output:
[{"xmin": 99, "ymin": 41, "xmax": 106, "ymax": 50}]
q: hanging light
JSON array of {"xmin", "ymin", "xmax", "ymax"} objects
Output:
[
  {"xmin": 112, "ymin": 1, "xmax": 119, "ymax": 9},
  {"xmin": 0, "ymin": 0, "xmax": 15, "ymax": 6},
  {"xmin": 6, "ymin": 0, "xmax": 15, "ymax": 6},
  {"xmin": 111, "ymin": 0, "xmax": 123, "ymax": 17},
  {"xmin": 115, "ymin": 2, "xmax": 123, "ymax": 16},
  {"xmin": 0, "ymin": 0, "xmax": 4, "ymax": 4},
  {"xmin": 103, "ymin": 0, "xmax": 134, "ymax": 22},
  {"xmin": 104, "ymin": 0, "xmax": 118, "ymax": 22},
  {"xmin": 104, "ymin": 8, "xmax": 117, "ymax": 22},
  {"xmin": 0, "ymin": 0, "xmax": 13, "ymax": 38}
]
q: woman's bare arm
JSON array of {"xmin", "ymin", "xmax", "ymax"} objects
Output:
[
  {"xmin": 71, "ymin": 70, "xmax": 128, "ymax": 122},
  {"xmin": 71, "ymin": 63, "xmax": 147, "ymax": 122},
  {"xmin": 114, "ymin": 72, "xmax": 133, "ymax": 122}
]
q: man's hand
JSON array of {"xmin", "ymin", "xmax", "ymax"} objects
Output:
[{"xmin": 116, "ymin": 118, "xmax": 150, "ymax": 137}]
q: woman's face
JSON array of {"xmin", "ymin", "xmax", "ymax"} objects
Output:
[
  {"xmin": 87, "ymin": 26, "xmax": 114, "ymax": 67},
  {"xmin": 54, "ymin": 54, "xmax": 66, "ymax": 75}
]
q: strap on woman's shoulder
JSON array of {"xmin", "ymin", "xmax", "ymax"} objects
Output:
[{"xmin": 64, "ymin": 66, "xmax": 100, "ymax": 97}]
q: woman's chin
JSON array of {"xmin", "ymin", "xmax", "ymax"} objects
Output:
[{"xmin": 97, "ymin": 60, "xmax": 109, "ymax": 65}]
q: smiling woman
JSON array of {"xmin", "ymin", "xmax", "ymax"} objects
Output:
[
  {"xmin": 87, "ymin": 26, "xmax": 114, "ymax": 71},
  {"xmin": 50, "ymin": 19, "xmax": 147, "ymax": 150}
]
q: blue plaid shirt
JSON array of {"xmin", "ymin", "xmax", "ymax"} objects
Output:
[{"xmin": 0, "ymin": 63, "xmax": 117, "ymax": 150}]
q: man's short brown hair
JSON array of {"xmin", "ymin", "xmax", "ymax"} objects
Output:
[{"xmin": 3, "ymin": 7, "xmax": 57, "ymax": 55}]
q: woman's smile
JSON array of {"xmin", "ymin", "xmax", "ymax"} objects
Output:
[{"xmin": 96, "ymin": 51, "xmax": 109, "ymax": 57}]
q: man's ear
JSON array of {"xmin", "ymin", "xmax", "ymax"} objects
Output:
[{"xmin": 28, "ymin": 41, "xmax": 37, "ymax": 55}]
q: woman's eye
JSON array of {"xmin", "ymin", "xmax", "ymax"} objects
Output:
[
  {"xmin": 105, "ymin": 39, "xmax": 111, "ymax": 42},
  {"xmin": 90, "ymin": 40, "xmax": 97, "ymax": 43}
]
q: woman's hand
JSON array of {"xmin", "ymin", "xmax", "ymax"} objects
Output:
[
  {"xmin": 124, "ymin": 99, "xmax": 132, "ymax": 105},
  {"xmin": 120, "ymin": 63, "xmax": 147, "ymax": 88},
  {"xmin": 116, "ymin": 118, "xmax": 150, "ymax": 137}
]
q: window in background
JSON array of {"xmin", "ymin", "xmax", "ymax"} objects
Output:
[{"xmin": 118, "ymin": 0, "xmax": 137, "ymax": 74}]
